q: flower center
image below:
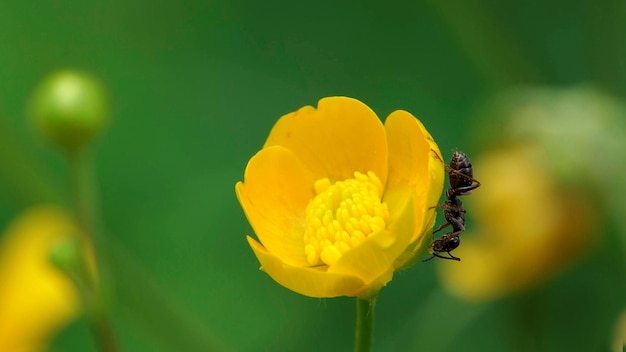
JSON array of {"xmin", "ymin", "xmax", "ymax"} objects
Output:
[{"xmin": 303, "ymin": 171, "xmax": 389, "ymax": 266}]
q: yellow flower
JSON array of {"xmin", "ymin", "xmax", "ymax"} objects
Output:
[
  {"xmin": 0, "ymin": 206, "xmax": 81, "ymax": 352},
  {"xmin": 236, "ymin": 97, "xmax": 444, "ymax": 298},
  {"xmin": 436, "ymin": 86, "xmax": 623, "ymax": 302},
  {"xmin": 438, "ymin": 145, "xmax": 596, "ymax": 301},
  {"xmin": 613, "ymin": 309, "xmax": 626, "ymax": 352}
]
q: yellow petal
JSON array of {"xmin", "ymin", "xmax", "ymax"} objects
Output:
[
  {"xmin": 390, "ymin": 187, "xmax": 431, "ymax": 269},
  {"xmin": 384, "ymin": 110, "xmax": 444, "ymax": 236},
  {"xmin": 384, "ymin": 111, "xmax": 445, "ymax": 268},
  {"xmin": 384, "ymin": 110, "xmax": 430, "ymax": 191},
  {"xmin": 328, "ymin": 186, "xmax": 416, "ymax": 288},
  {"xmin": 247, "ymin": 236, "xmax": 366, "ymax": 298},
  {"xmin": 264, "ymin": 97, "xmax": 388, "ymax": 184},
  {"xmin": 405, "ymin": 119, "xmax": 446, "ymax": 261},
  {"xmin": 236, "ymin": 146, "xmax": 314, "ymax": 267},
  {"xmin": 0, "ymin": 206, "xmax": 79, "ymax": 352},
  {"xmin": 421, "ymin": 124, "xmax": 446, "ymax": 234}
]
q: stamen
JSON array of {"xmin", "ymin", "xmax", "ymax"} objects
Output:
[{"xmin": 303, "ymin": 171, "xmax": 389, "ymax": 266}]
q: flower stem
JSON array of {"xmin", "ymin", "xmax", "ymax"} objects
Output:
[
  {"xmin": 91, "ymin": 315, "xmax": 119, "ymax": 352},
  {"xmin": 68, "ymin": 149, "xmax": 119, "ymax": 352},
  {"xmin": 354, "ymin": 297, "xmax": 376, "ymax": 352}
]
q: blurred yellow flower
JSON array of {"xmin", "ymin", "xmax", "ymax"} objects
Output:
[
  {"xmin": 613, "ymin": 309, "xmax": 626, "ymax": 352},
  {"xmin": 435, "ymin": 87, "xmax": 626, "ymax": 302},
  {"xmin": 437, "ymin": 145, "xmax": 596, "ymax": 301},
  {"xmin": 0, "ymin": 206, "xmax": 80, "ymax": 352},
  {"xmin": 236, "ymin": 97, "xmax": 444, "ymax": 298}
]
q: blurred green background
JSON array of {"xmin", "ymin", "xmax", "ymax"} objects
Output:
[{"xmin": 1, "ymin": 0, "xmax": 625, "ymax": 351}]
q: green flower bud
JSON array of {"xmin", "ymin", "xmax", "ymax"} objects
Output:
[
  {"xmin": 29, "ymin": 70, "xmax": 110, "ymax": 152},
  {"xmin": 49, "ymin": 235, "xmax": 83, "ymax": 276},
  {"xmin": 49, "ymin": 234, "xmax": 98, "ymax": 302}
]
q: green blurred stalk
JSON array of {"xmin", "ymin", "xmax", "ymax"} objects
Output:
[
  {"xmin": 394, "ymin": 287, "xmax": 486, "ymax": 351},
  {"xmin": 67, "ymin": 151, "xmax": 232, "ymax": 351},
  {"xmin": 0, "ymin": 120, "xmax": 230, "ymax": 351},
  {"xmin": 354, "ymin": 297, "xmax": 376, "ymax": 352},
  {"xmin": 68, "ymin": 149, "xmax": 119, "ymax": 352},
  {"xmin": 586, "ymin": 0, "xmax": 626, "ymax": 96},
  {"xmin": 0, "ymin": 119, "xmax": 64, "ymax": 206},
  {"xmin": 107, "ymin": 240, "xmax": 234, "ymax": 352},
  {"xmin": 68, "ymin": 150, "xmax": 101, "ymax": 247}
]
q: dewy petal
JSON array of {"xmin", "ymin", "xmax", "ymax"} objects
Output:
[
  {"xmin": 248, "ymin": 236, "xmax": 366, "ymax": 298},
  {"xmin": 236, "ymin": 146, "xmax": 314, "ymax": 267},
  {"xmin": 264, "ymin": 97, "xmax": 388, "ymax": 184}
]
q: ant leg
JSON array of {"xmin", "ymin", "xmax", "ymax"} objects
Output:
[
  {"xmin": 447, "ymin": 229, "xmax": 465, "ymax": 238},
  {"xmin": 430, "ymin": 148, "xmax": 444, "ymax": 163},
  {"xmin": 444, "ymin": 252, "xmax": 461, "ymax": 261},
  {"xmin": 422, "ymin": 254, "xmax": 436, "ymax": 262},
  {"xmin": 447, "ymin": 184, "xmax": 480, "ymax": 198},
  {"xmin": 432, "ymin": 222, "xmax": 450, "ymax": 234},
  {"xmin": 447, "ymin": 217, "xmax": 465, "ymax": 235},
  {"xmin": 433, "ymin": 252, "xmax": 461, "ymax": 261},
  {"xmin": 436, "ymin": 202, "xmax": 466, "ymax": 214},
  {"xmin": 449, "ymin": 168, "xmax": 481, "ymax": 184},
  {"xmin": 431, "ymin": 202, "xmax": 464, "ymax": 212},
  {"xmin": 448, "ymin": 169, "xmax": 481, "ymax": 191},
  {"xmin": 455, "ymin": 182, "xmax": 481, "ymax": 194},
  {"xmin": 423, "ymin": 253, "xmax": 461, "ymax": 262}
]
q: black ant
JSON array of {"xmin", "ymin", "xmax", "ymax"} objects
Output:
[{"xmin": 423, "ymin": 151, "xmax": 480, "ymax": 262}]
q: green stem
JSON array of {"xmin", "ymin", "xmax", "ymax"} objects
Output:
[
  {"xmin": 91, "ymin": 315, "xmax": 119, "ymax": 352},
  {"xmin": 69, "ymin": 149, "xmax": 100, "ymax": 245},
  {"xmin": 354, "ymin": 297, "xmax": 376, "ymax": 352},
  {"xmin": 68, "ymin": 149, "xmax": 119, "ymax": 352}
]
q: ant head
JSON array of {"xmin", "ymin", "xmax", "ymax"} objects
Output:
[
  {"xmin": 432, "ymin": 234, "xmax": 460, "ymax": 252},
  {"xmin": 443, "ymin": 235, "xmax": 460, "ymax": 251}
]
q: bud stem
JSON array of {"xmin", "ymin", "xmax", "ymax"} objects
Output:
[{"xmin": 68, "ymin": 149, "xmax": 119, "ymax": 352}]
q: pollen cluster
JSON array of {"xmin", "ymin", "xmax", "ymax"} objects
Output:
[{"xmin": 303, "ymin": 171, "xmax": 389, "ymax": 266}]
